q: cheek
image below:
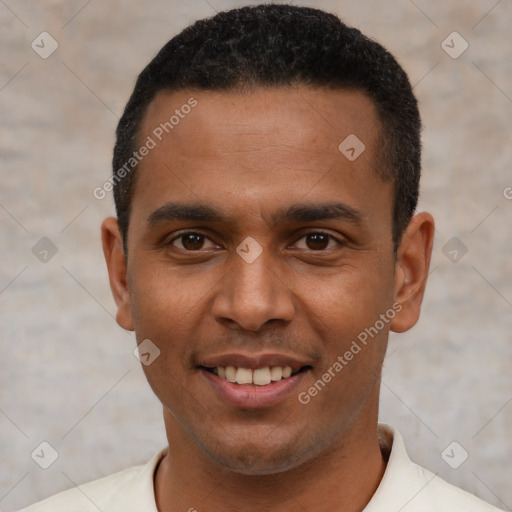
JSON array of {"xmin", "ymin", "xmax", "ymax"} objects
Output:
[
  {"xmin": 297, "ymin": 264, "xmax": 393, "ymax": 329},
  {"xmin": 294, "ymin": 266, "xmax": 394, "ymax": 390},
  {"xmin": 129, "ymin": 261, "xmax": 215, "ymax": 329},
  {"xmin": 128, "ymin": 270, "xmax": 208, "ymax": 392},
  {"xmin": 131, "ymin": 291, "xmax": 198, "ymax": 413}
]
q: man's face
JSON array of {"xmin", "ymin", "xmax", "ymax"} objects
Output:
[{"xmin": 117, "ymin": 87, "xmax": 399, "ymax": 473}]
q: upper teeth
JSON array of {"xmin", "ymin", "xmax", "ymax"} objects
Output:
[{"xmin": 216, "ymin": 366, "xmax": 293, "ymax": 386}]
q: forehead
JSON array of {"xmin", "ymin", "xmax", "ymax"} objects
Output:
[
  {"xmin": 133, "ymin": 86, "xmax": 390, "ymax": 229},
  {"xmin": 140, "ymin": 86, "xmax": 380, "ymax": 161}
]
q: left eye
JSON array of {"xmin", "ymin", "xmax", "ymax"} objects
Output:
[
  {"xmin": 170, "ymin": 233, "xmax": 218, "ymax": 251},
  {"xmin": 294, "ymin": 232, "xmax": 340, "ymax": 251}
]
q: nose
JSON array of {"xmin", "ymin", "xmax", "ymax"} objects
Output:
[{"xmin": 211, "ymin": 249, "xmax": 295, "ymax": 332}]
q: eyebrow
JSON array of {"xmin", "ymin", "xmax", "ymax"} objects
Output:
[
  {"xmin": 147, "ymin": 201, "xmax": 363, "ymax": 227},
  {"xmin": 274, "ymin": 202, "xmax": 362, "ymax": 224}
]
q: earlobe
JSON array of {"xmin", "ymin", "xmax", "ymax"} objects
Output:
[
  {"xmin": 101, "ymin": 217, "xmax": 135, "ymax": 331},
  {"xmin": 390, "ymin": 212, "xmax": 435, "ymax": 333}
]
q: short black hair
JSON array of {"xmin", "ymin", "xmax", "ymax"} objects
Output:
[{"xmin": 113, "ymin": 4, "xmax": 421, "ymax": 254}]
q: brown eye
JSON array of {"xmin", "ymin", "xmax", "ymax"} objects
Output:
[
  {"xmin": 305, "ymin": 233, "xmax": 330, "ymax": 250},
  {"xmin": 293, "ymin": 232, "xmax": 342, "ymax": 252},
  {"xmin": 181, "ymin": 233, "xmax": 204, "ymax": 250},
  {"xmin": 171, "ymin": 232, "xmax": 215, "ymax": 251}
]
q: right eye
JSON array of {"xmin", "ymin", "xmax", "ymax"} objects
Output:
[{"xmin": 169, "ymin": 232, "xmax": 219, "ymax": 251}]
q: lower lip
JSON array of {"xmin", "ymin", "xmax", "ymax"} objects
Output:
[{"xmin": 200, "ymin": 368, "xmax": 310, "ymax": 409}]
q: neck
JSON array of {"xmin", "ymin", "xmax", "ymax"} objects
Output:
[{"xmin": 155, "ymin": 395, "xmax": 386, "ymax": 512}]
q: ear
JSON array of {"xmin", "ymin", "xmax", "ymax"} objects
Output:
[
  {"xmin": 101, "ymin": 217, "xmax": 134, "ymax": 331},
  {"xmin": 390, "ymin": 212, "xmax": 435, "ymax": 333}
]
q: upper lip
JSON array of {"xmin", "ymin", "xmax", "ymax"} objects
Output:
[{"xmin": 198, "ymin": 353, "xmax": 312, "ymax": 372}]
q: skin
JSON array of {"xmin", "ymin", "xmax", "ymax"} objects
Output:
[{"xmin": 102, "ymin": 86, "xmax": 434, "ymax": 512}]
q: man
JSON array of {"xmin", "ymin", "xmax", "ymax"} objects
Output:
[{"xmin": 21, "ymin": 4, "xmax": 504, "ymax": 511}]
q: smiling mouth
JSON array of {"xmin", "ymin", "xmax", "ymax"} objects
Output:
[{"xmin": 201, "ymin": 365, "xmax": 311, "ymax": 386}]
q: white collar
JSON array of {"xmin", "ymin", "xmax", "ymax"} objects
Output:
[{"xmin": 97, "ymin": 423, "xmax": 499, "ymax": 511}]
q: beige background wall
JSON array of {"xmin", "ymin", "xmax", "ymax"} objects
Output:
[{"xmin": 1, "ymin": 1, "xmax": 511, "ymax": 510}]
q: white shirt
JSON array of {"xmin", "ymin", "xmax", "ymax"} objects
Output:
[{"xmin": 19, "ymin": 424, "xmax": 504, "ymax": 511}]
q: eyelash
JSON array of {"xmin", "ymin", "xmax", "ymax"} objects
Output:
[{"xmin": 168, "ymin": 231, "xmax": 344, "ymax": 252}]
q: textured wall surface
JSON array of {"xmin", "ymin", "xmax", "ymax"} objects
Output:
[{"xmin": 1, "ymin": 1, "xmax": 511, "ymax": 510}]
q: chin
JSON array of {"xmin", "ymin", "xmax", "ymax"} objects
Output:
[
  {"xmin": 197, "ymin": 430, "xmax": 322, "ymax": 476},
  {"xmin": 210, "ymin": 446, "xmax": 306, "ymax": 475}
]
